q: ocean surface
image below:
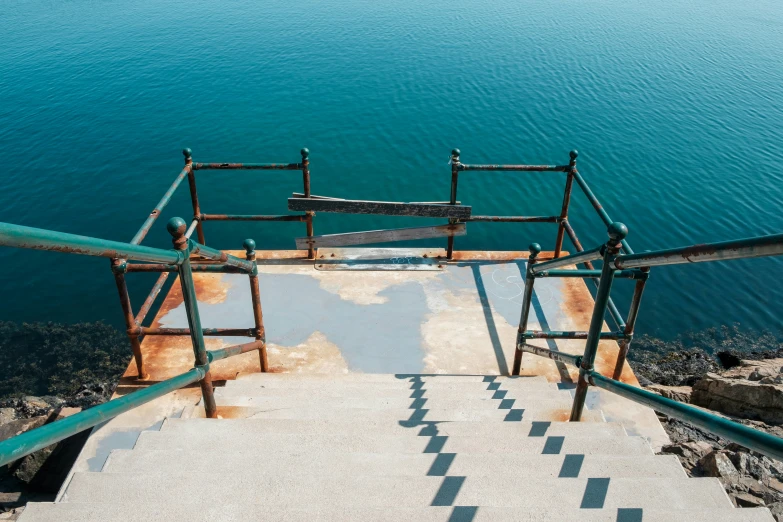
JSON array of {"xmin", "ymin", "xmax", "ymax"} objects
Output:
[{"xmin": 0, "ymin": 0, "xmax": 781, "ymax": 339}]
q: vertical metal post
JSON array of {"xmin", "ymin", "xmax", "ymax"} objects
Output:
[
  {"xmin": 554, "ymin": 150, "xmax": 577, "ymax": 258},
  {"xmin": 244, "ymin": 239, "xmax": 268, "ymax": 372},
  {"xmin": 570, "ymin": 222, "xmax": 627, "ymax": 422},
  {"xmin": 512, "ymin": 243, "xmax": 542, "ymax": 375},
  {"xmin": 167, "ymin": 217, "xmax": 216, "ymax": 418},
  {"xmin": 612, "ymin": 268, "xmax": 649, "ymax": 379},
  {"xmin": 183, "ymin": 148, "xmax": 206, "ymax": 245},
  {"xmin": 446, "ymin": 148, "xmax": 460, "ymax": 259},
  {"xmin": 301, "ymin": 148, "xmax": 315, "ymax": 260},
  {"xmin": 110, "ymin": 259, "xmax": 149, "ymax": 380}
]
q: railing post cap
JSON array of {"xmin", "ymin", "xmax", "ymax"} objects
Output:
[
  {"xmin": 182, "ymin": 148, "xmax": 192, "ymax": 159},
  {"xmin": 243, "ymin": 238, "xmax": 256, "ymax": 252},
  {"xmin": 451, "ymin": 148, "xmax": 460, "ymax": 157},
  {"xmin": 569, "ymin": 150, "xmax": 578, "ymax": 160},
  {"xmin": 607, "ymin": 222, "xmax": 628, "ymax": 241},
  {"xmin": 300, "ymin": 148, "xmax": 309, "ymax": 159},
  {"xmin": 529, "ymin": 243, "xmax": 542, "ymax": 256},
  {"xmin": 167, "ymin": 217, "xmax": 188, "ymax": 237}
]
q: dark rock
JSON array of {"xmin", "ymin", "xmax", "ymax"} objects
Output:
[
  {"xmin": 768, "ymin": 501, "xmax": 783, "ymax": 522},
  {"xmin": 734, "ymin": 492, "xmax": 766, "ymax": 507},
  {"xmin": 698, "ymin": 451, "xmax": 739, "ymax": 482}
]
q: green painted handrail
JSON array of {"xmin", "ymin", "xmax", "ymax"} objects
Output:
[
  {"xmin": 588, "ymin": 371, "xmax": 783, "ymax": 462},
  {"xmin": 0, "ymin": 222, "xmax": 182, "ymax": 264},
  {"xmin": 0, "ymin": 367, "xmax": 205, "ymax": 468}
]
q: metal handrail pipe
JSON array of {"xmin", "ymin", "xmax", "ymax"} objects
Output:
[
  {"xmin": 521, "ymin": 330, "xmax": 628, "ymax": 340},
  {"xmin": 518, "ymin": 344, "xmax": 582, "ymax": 367},
  {"xmin": 535, "ymin": 269, "xmax": 646, "ymax": 279},
  {"xmin": 458, "ymin": 164, "xmax": 569, "ymax": 172},
  {"xmin": 193, "ymin": 162, "xmax": 301, "ymax": 170},
  {"xmin": 200, "ymin": 214, "xmax": 307, "ymax": 222},
  {"xmin": 134, "ymin": 271, "xmax": 170, "ymax": 326},
  {"xmin": 0, "ymin": 222, "xmax": 181, "ymax": 264},
  {"xmin": 614, "ymin": 233, "xmax": 783, "ymax": 269},
  {"xmin": 184, "ymin": 218, "xmax": 199, "ymax": 239},
  {"xmin": 572, "ymin": 171, "xmax": 634, "ymax": 255},
  {"xmin": 190, "ymin": 242, "xmax": 255, "ymax": 273},
  {"xmin": 137, "ymin": 327, "xmax": 257, "ymax": 337},
  {"xmin": 530, "ymin": 246, "xmax": 603, "ymax": 274},
  {"xmin": 467, "ymin": 215, "xmax": 560, "ymax": 223},
  {"xmin": 0, "ymin": 367, "xmax": 205, "ymax": 468},
  {"xmin": 588, "ymin": 371, "xmax": 783, "ymax": 462},
  {"xmin": 126, "ymin": 263, "xmax": 248, "ymax": 274},
  {"xmin": 208, "ymin": 340, "xmax": 265, "ymax": 362},
  {"xmin": 131, "ymin": 165, "xmax": 191, "ymax": 245}
]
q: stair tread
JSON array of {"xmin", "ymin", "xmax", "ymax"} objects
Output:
[{"xmin": 209, "ymin": 395, "xmax": 574, "ymax": 410}]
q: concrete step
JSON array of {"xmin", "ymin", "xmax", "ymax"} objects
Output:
[
  {"xmin": 21, "ymin": 503, "xmax": 775, "ymax": 522},
  {"xmin": 193, "ymin": 405, "xmax": 604, "ymax": 422},
  {"xmin": 158, "ymin": 417, "xmax": 627, "ymax": 438},
  {"xmin": 104, "ymin": 448, "xmax": 683, "ymax": 478},
  {"xmin": 209, "ymin": 394, "xmax": 574, "ymax": 411},
  {"xmin": 62, "ymin": 474, "xmax": 733, "ymax": 510},
  {"xmin": 133, "ymin": 431, "xmax": 652, "ymax": 455},
  {"xmin": 216, "ymin": 385, "xmax": 569, "ymax": 401},
  {"xmin": 230, "ymin": 374, "xmax": 552, "ymax": 386}
]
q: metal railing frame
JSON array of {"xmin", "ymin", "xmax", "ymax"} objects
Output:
[
  {"xmin": 113, "ymin": 148, "xmax": 311, "ymax": 380},
  {"xmin": 0, "ymin": 217, "xmax": 270, "ymax": 467},
  {"xmin": 517, "ymin": 222, "xmax": 783, "ymax": 461}
]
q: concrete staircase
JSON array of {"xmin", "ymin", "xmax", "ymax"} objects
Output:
[{"xmin": 21, "ymin": 374, "xmax": 774, "ymax": 521}]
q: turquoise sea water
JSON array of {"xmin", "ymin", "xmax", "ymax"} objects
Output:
[{"xmin": 0, "ymin": 0, "xmax": 781, "ymax": 339}]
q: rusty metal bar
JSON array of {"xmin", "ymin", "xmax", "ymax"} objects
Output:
[
  {"xmin": 184, "ymin": 218, "xmax": 199, "ymax": 239},
  {"xmin": 125, "ymin": 263, "xmax": 248, "ymax": 274},
  {"xmin": 244, "ymin": 239, "xmax": 268, "ymax": 371},
  {"xmin": 200, "ymin": 214, "xmax": 307, "ymax": 222},
  {"xmin": 134, "ymin": 271, "xmax": 170, "ymax": 326},
  {"xmin": 517, "ymin": 345, "xmax": 582, "ymax": 367},
  {"xmin": 535, "ymin": 268, "xmax": 646, "ymax": 280},
  {"xmin": 193, "ymin": 162, "xmax": 301, "ymax": 170},
  {"xmin": 301, "ymin": 148, "xmax": 315, "ymax": 259},
  {"xmin": 447, "ymin": 149, "xmax": 460, "ymax": 259},
  {"xmin": 130, "ymin": 166, "xmax": 190, "ymax": 245},
  {"xmin": 521, "ymin": 330, "xmax": 628, "ymax": 340},
  {"xmin": 167, "ymin": 217, "xmax": 216, "ymax": 418},
  {"xmin": 530, "ymin": 245, "xmax": 603, "ymax": 274},
  {"xmin": 613, "ymin": 272, "xmax": 648, "ymax": 379},
  {"xmin": 512, "ymin": 244, "xmax": 540, "ymax": 375},
  {"xmin": 110, "ymin": 260, "xmax": 148, "ymax": 380},
  {"xmin": 467, "ymin": 216, "xmax": 559, "ymax": 223},
  {"xmin": 570, "ymin": 222, "xmax": 627, "ymax": 422},
  {"xmin": 614, "ymin": 233, "xmax": 783, "ymax": 269},
  {"xmin": 458, "ymin": 164, "xmax": 569, "ymax": 172},
  {"xmin": 189, "ymin": 242, "xmax": 255, "ymax": 273},
  {"xmin": 208, "ymin": 340, "xmax": 266, "ymax": 363},
  {"xmin": 138, "ymin": 327, "xmax": 256, "ymax": 337},
  {"xmin": 554, "ymin": 151, "xmax": 578, "ymax": 258},
  {"xmin": 182, "ymin": 149, "xmax": 206, "ymax": 245}
]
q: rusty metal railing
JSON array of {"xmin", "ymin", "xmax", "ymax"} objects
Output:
[{"xmin": 114, "ymin": 148, "xmax": 311, "ymax": 380}]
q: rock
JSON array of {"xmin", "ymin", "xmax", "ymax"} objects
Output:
[
  {"xmin": 768, "ymin": 501, "xmax": 783, "ymax": 522},
  {"xmin": 699, "ymin": 450, "xmax": 739, "ymax": 482},
  {"xmin": 646, "ymin": 384, "xmax": 692, "ymax": 403},
  {"xmin": 691, "ymin": 372, "xmax": 783, "ymax": 424},
  {"xmin": 723, "ymin": 358, "xmax": 783, "ymax": 381},
  {"xmin": 0, "ymin": 408, "xmax": 15, "ymax": 426},
  {"xmin": 734, "ymin": 492, "xmax": 766, "ymax": 507},
  {"xmin": 0, "ymin": 417, "xmax": 46, "ymax": 444},
  {"xmin": 630, "ymin": 348, "xmax": 720, "ymax": 386},
  {"xmin": 17, "ymin": 397, "xmax": 51, "ymax": 417}
]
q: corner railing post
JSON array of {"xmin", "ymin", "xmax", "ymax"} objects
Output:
[
  {"xmin": 301, "ymin": 148, "xmax": 315, "ymax": 259},
  {"xmin": 244, "ymin": 239, "xmax": 268, "ymax": 372},
  {"xmin": 183, "ymin": 148, "xmax": 206, "ymax": 245},
  {"xmin": 168, "ymin": 217, "xmax": 216, "ymax": 418},
  {"xmin": 512, "ymin": 243, "xmax": 542, "ymax": 375},
  {"xmin": 570, "ymin": 221, "xmax": 627, "ymax": 421},
  {"xmin": 554, "ymin": 150, "xmax": 577, "ymax": 258},
  {"xmin": 110, "ymin": 259, "xmax": 149, "ymax": 380},
  {"xmin": 613, "ymin": 267, "xmax": 648, "ymax": 379},
  {"xmin": 446, "ymin": 148, "xmax": 460, "ymax": 259}
]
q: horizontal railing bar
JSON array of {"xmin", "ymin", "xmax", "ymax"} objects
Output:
[
  {"xmin": 131, "ymin": 166, "xmax": 190, "ymax": 245},
  {"xmin": 0, "ymin": 222, "xmax": 181, "ymax": 264},
  {"xmin": 0, "ymin": 367, "xmax": 204, "ymax": 468},
  {"xmin": 289, "ymin": 198, "xmax": 472, "ymax": 219},
  {"xmin": 467, "ymin": 216, "xmax": 560, "ymax": 223},
  {"xmin": 126, "ymin": 263, "xmax": 248, "ymax": 274},
  {"xmin": 134, "ymin": 272, "xmax": 170, "ymax": 325},
  {"xmin": 291, "ymin": 193, "xmax": 460, "ymax": 205},
  {"xmin": 588, "ymin": 371, "xmax": 783, "ymax": 462},
  {"xmin": 190, "ymin": 242, "xmax": 254, "ymax": 273},
  {"xmin": 614, "ymin": 233, "xmax": 783, "ymax": 269},
  {"xmin": 138, "ymin": 327, "xmax": 256, "ymax": 337},
  {"xmin": 458, "ymin": 164, "xmax": 569, "ymax": 172},
  {"xmin": 522, "ymin": 330, "xmax": 628, "ymax": 340},
  {"xmin": 517, "ymin": 345, "xmax": 582, "ymax": 367},
  {"xmin": 296, "ymin": 223, "xmax": 466, "ymax": 249},
  {"xmin": 530, "ymin": 246, "xmax": 603, "ymax": 274},
  {"xmin": 193, "ymin": 162, "xmax": 301, "ymax": 170},
  {"xmin": 208, "ymin": 340, "xmax": 265, "ymax": 362},
  {"xmin": 535, "ymin": 269, "xmax": 646, "ymax": 279},
  {"xmin": 201, "ymin": 214, "xmax": 307, "ymax": 222},
  {"xmin": 572, "ymin": 171, "xmax": 633, "ymax": 255}
]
